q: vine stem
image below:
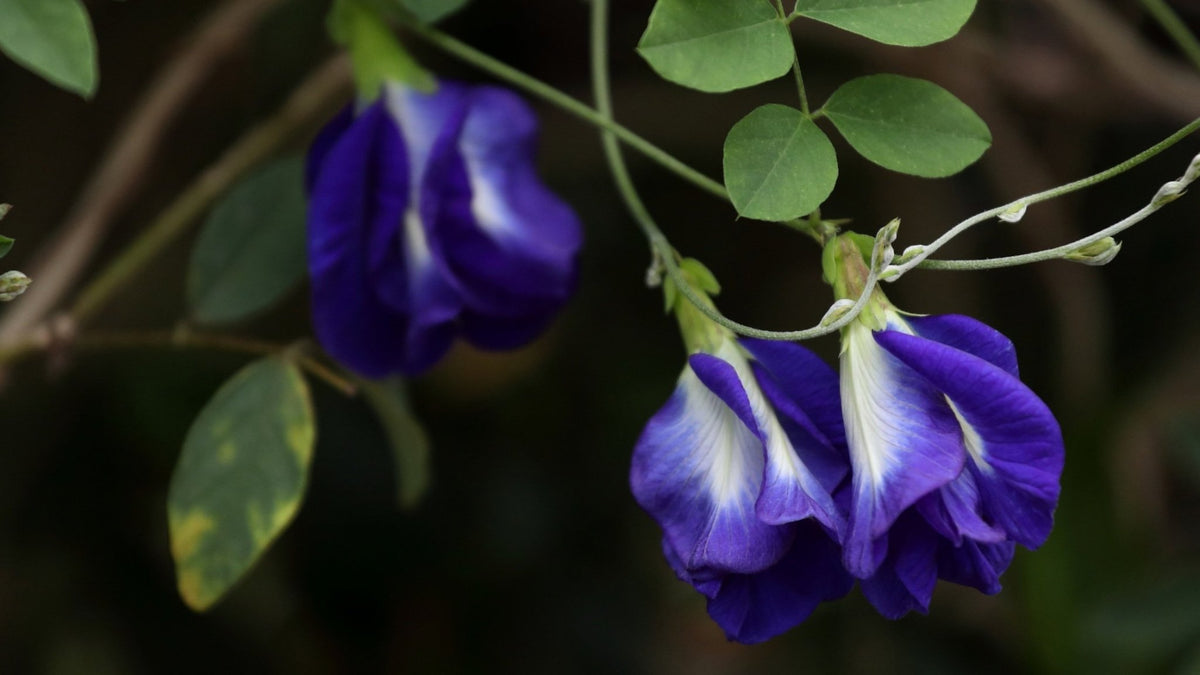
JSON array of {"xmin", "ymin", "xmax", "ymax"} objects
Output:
[
  {"xmin": 899, "ymin": 116, "xmax": 1200, "ymax": 275},
  {"xmin": 398, "ymin": 15, "xmax": 821, "ymax": 242},
  {"xmin": 772, "ymin": 0, "xmax": 810, "ymax": 114},
  {"xmin": 401, "ymin": 17, "xmax": 727, "ymax": 202},
  {"xmin": 920, "ymin": 152, "xmax": 1200, "ymax": 271},
  {"xmin": 590, "ymin": 0, "xmax": 881, "ymax": 342}
]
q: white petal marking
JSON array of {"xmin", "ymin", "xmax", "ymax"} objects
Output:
[
  {"xmin": 712, "ymin": 341, "xmax": 807, "ymax": 487},
  {"xmin": 677, "ymin": 366, "xmax": 761, "ymax": 509},
  {"xmin": 948, "ymin": 399, "xmax": 994, "ymax": 474},
  {"xmin": 840, "ymin": 320, "xmax": 913, "ymax": 495}
]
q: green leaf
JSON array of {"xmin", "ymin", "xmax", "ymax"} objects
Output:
[
  {"xmin": 822, "ymin": 74, "xmax": 990, "ymax": 178},
  {"xmin": 187, "ymin": 158, "xmax": 308, "ymax": 325},
  {"xmin": 360, "ymin": 378, "xmax": 432, "ymax": 509},
  {"xmin": 0, "ymin": 235, "xmax": 13, "ymax": 260},
  {"xmin": 168, "ymin": 356, "xmax": 316, "ymax": 611},
  {"xmin": 0, "ymin": 0, "xmax": 98, "ymax": 97},
  {"xmin": 398, "ymin": 0, "xmax": 468, "ymax": 23},
  {"xmin": 723, "ymin": 104, "xmax": 838, "ymax": 221},
  {"xmin": 792, "ymin": 0, "xmax": 976, "ymax": 47},
  {"xmin": 638, "ymin": 0, "xmax": 793, "ymax": 93}
]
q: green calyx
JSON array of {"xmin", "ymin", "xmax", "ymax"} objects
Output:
[
  {"xmin": 328, "ymin": 0, "xmax": 435, "ymax": 100},
  {"xmin": 663, "ymin": 258, "xmax": 728, "ymax": 353},
  {"xmin": 821, "ymin": 232, "xmax": 892, "ymax": 331}
]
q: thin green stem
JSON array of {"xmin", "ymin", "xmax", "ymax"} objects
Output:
[
  {"xmin": 400, "ymin": 15, "xmax": 821, "ymax": 241},
  {"xmin": 70, "ymin": 56, "xmax": 353, "ymax": 326},
  {"xmin": 772, "ymin": 0, "xmax": 810, "ymax": 114},
  {"xmin": 591, "ymin": 0, "xmax": 876, "ymax": 342},
  {"xmin": 1141, "ymin": 0, "xmax": 1200, "ymax": 72},
  {"xmin": 920, "ymin": 154, "xmax": 1198, "ymax": 271},
  {"xmin": 898, "ymin": 116, "xmax": 1200, "ymax": 274},
  {"xmin": 399, "ymin": 17, "xmax": 727, "ymax": 203}
]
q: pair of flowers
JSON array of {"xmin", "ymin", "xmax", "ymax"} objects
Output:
[
  {"xmin": 304, "ymin": 77, "xmax": 1064, "ymax": 645},
  {"xmin": 632, "ymin": 242, "xmax": 1064, "ymax": 643},
  {"xmin": 306, "ymin": 80, "xmax": 582, "ymax": 377}
]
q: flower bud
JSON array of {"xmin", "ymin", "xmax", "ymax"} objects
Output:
[
  {"xmin": 1064, "ymin": 237, "xmax": 1121, "ymax": 266},
  {"xmin": 1183, "ymin": 152, "xmax": 1200, "ymax": 184},
  {"xmin": 1153, "ymin": 180, "xmax": 1187, "ymax": 206},
  {"xmin": 819, "ymin": 299, "xmax": 857, "ymax": 327},
  {"xmin": 998, "ymin": 202, "xmax": 1028, "ymax": 223},
  {"xmin": 0, "ymin": 270, "xmax": 31, "ymax": 301}
]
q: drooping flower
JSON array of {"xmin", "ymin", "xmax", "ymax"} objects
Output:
[
  {"xmin": 306, "ymin": 81, "xmax": 583, "ymax": 377},
  {"xmin": 828, "ymin": 234, "xmax": 1064, "ymax": 617},
  {"xmin": 631, "ymin": 269, "xmax": 853, "ymax": 643}
]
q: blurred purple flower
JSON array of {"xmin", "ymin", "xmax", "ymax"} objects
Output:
[
  {"xmin": 306, "ymin": 81, "xmax": 583, "ymax": 377},
  {"xmin": 631, "ymin": 335, "xmax": 853, "ymax": 643},
  {"xmin": 839, "ymin": 312, "xmax": 1064, "ymax": 618}
]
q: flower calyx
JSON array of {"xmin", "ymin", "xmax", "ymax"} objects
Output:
[
  {"xmin": 663, "ymin": 257, "xmax": 726, "ymax": 354},
  {"xmin": 821, "ymin": 226, "xmax": 898, "ymax": 331}
]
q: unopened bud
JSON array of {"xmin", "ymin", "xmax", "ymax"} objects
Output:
[
  {"xmin": 871, "ymin": 219, "xmax": 900, "ymax": 269},
  {"xmin": 998, "ymin": 202, "xmax": 1027, "ymax": 223},
  {"xmin": 0, "ymin": 204, "xmax": 10, "ymax": 221},
  {"xmin": 892, "ymin": 245, "xmax": 926, "ymax": 266},
  {"xmin": 645, "ymin": 260, "xmax": 663, "ymax": 288},
  {"xmin": 0, "ymin": 270, "xmax": 30, "ymax": 301},
  {"xmin": 1184, "ymin": 153, "xmax": 1200, "ymax": 184},
  {"xmin": 1064, "ymin": 237, "xmax": 1121, "ymax": 266},
  {"xmin": 820, "ymin": 299, "xmax": 857, "ymax": 327},
  {"xmin": 1154, "ymin": 180, "xmax": 1187, "ymax": 206}
]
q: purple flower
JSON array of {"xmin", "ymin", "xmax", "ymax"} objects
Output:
[
  {"xmin": 631, "ymin": 333, "xmax": 853, "ymax": 643},
  {"xmin": 838, "ymin": 310, "xmax": 1064, "ymax": 617},
  {"xmin": 306, "ymin": 81, "xmax": 583, "ymax": 377}
]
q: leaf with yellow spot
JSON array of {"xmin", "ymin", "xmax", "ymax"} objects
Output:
[{"xmin": 167, "ymin": 356, "xmax": 315, "ymax": 611}]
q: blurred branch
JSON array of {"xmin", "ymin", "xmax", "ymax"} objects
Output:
[
  {"xmin": 0, "ymin": 0, "xmax": 286, "ymax": 346},
  {"xmin": 1140, "ymin": 0, "xmax": 1200, "ymax": 72},
  {"xmin": 0, "ymin": 328, "xmax": 356, "ymax": 396},
  {"xmin": 1040, "ymin": 0, "xmax": 1200, "ymax": 119},
  {"xmin": 68, "ymin": 55, "xmax": 351, "ymax": 326}
]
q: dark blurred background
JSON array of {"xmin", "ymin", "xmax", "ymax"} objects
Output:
[{"xmin": 2, "ymin": 0, "xmax": 1200, "ymax": 672}]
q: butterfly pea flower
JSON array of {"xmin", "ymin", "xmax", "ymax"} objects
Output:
[
  {"xmin": 306, "ymin": 81, "xmax": 583, "ymax": 377},
  {"xmin": 827, "ymin": 234, "xmax": 1064, "ymax": 618},
  {"xmin": 631, "ymin": 269, "xmax": 853, "ymax": 643}
]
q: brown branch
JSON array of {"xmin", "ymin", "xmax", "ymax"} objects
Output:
[
  {"xmin": 0, "ymin": 0, "xmax": 285, "ymax": 345},
  {"xmin": 67, "ymin": 55, "xmax": 351, "ymax": 327},
  {"xmin": 0, "ymin": 327, "xmax": 357, "ymax": 396}
]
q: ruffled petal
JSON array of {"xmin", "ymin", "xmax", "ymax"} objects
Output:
[
  {"xmin": 307, "ymin": 102, "xmax": 412, "ymax": 378},
  {"xmin": 840, "ymin": 322, "xmax": 965, "ymax": 578},
  {"xmin": 937, "ymin": 539, "xmax": 1015, "ymax": 595},
  {"xmin": 748, "ymin": 364, "xmax": 844, "ymax": 532},
  {"xmin": 904, "ymin": 314, "xmax": 1018, "ymax": 377},
  {"xmin": 306, "ymin": 105, "xmax": 354, "ymax": 193},
  {"xmin": 860, "ymin": 513, "xmax": 939, "ymax": 618},
  {"xmin": 876, "ymin": 330, "xmax": 1064, "ymax": 549},
  {"xmin": 740, "ymin": 337, "xmax": 846, "ymax": 449},
  {"xmin": 419, "ymin": 85, "xmax": 582, "ymax": 318},
  {"xmin": 705, "ymin": 522, "xmax": 853, "ymax": 644},
  {"xmin": 915, "ymin": 470, "xmax": 1007, "ymax": 546},
  {"xmin": 661, "ymin": 537, "xmax": 723, "ymax": 599},
  {"xmin": 699, "ymin": 341, "xmax": 843, "ymax": 534},
  {"xmin": 630, "ymin": 362, "xmax": 791, "ymax": 575}
]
